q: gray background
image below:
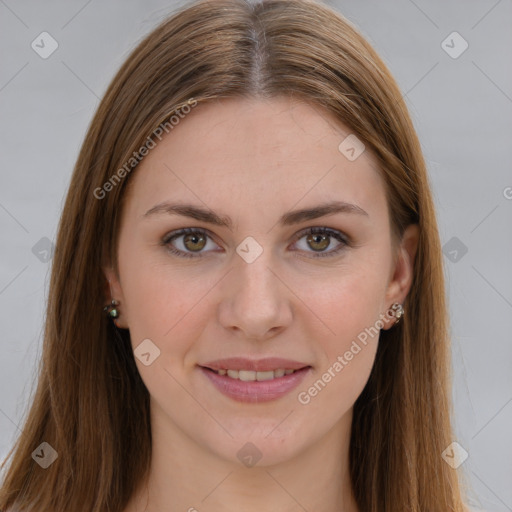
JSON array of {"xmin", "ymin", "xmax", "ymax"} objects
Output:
[{"xmin": 1, "ymin": 1, "xmax": 511, "ymax": 510}]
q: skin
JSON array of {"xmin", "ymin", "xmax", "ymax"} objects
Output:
[{"xmin": 104, "ymin": 96, "xmax": 419, "ymax": 512}]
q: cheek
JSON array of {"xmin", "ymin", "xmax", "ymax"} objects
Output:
[
  {"xmin": 295, "ymin": 279, "xmax": 383, "ymax": 417},
  {"xmin": 296, "ymin": 258, "xmax": 389, "ymax": 340},
  {"xmin": 118, "ymin": 251, "xmax": 216, "ymax": 358},
  {"xmin": 293, "ymin": 260, "xmax": 387, "ymax": 394}
]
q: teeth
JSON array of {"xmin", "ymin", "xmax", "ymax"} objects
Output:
[
  {"xmin": 239, "ymin": 370, "xmax": 256, "ymax": 381},
  {"xmin": 255, "ymin": 370, "xmax": 274, "ymax": 381},
  {"xmin": 213, "ymin": 368, "xmax": 298, "ymax": 381}
]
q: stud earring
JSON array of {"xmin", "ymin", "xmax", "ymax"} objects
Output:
[
  {"xmin": 390, "ymin": 302, "xmax": 404, "ymax": 326},
  {"xmin": 104, "ymin": 278, "xmax": 120, "ymax": 324},
  {"xmin": 103, "ymin": 299, "xmax": 120, "ymax": 319}
]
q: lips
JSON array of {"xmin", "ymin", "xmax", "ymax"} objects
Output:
[{"xmin": 198, "ymin": 357, "xmax": 312, "ymax": 403}]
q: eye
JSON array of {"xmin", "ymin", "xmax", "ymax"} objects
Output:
[
  {"xmin": 162, "ymin": 228, "xmax": 220, "ymax": 259},
  {"xmin": 291, "ymin": 226, "xmax": 349, "ymax": 258},
  {"xmin": 161, "ymin": 226, "xmax": 349, "ymax": 259}
]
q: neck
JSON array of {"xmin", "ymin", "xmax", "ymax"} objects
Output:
[{"xmin": 126, "ymin": 405, "xmax": 359, "ymax": 512}]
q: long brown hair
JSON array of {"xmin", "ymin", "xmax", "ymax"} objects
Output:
[{"xmin": 0, "ymin": 0, "xmax": 470, "ymax": 510}]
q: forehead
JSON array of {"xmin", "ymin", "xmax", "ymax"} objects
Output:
[{"xmin": 124, "ymin": 96, "xmax": 388, "ymax": 223}]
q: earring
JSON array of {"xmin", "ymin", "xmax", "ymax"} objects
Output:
[
  {"xmin": 104, "ymin": 277, "xmax": 120, "ymax": 323},
  {"xmin": 103, "ymin": 299, "xmax": 120, "ymax": 319},
  {"xmin": 390, "ymin": 302, "xmax": 404, "ymax": 326}
]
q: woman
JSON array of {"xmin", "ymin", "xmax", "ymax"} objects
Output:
[{"xmin": 0, "ymin": 0, "xmax": 471, "ymax": 510}]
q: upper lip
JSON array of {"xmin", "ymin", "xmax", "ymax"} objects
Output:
[{"xmin": 200, "ymin": 357, "xmax": 310, "ymax": 372}]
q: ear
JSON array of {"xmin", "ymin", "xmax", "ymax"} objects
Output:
[
  {"xmin": 381, "ymin": 224, "xmax": 419, "ymax": 330},
  {"xmin": 102, "ymin": 265, "xmax": 129, "ymax": 329}
]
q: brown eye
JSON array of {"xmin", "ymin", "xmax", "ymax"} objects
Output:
[
  {"xmin": 162, "ymin": 228, "xmax": 218, "ymax": 259},
  {"xmin": 292, "ymin": 227, "xmax": 349, "ymax": 258},
  {"xmin": 162, "ymin": 226, "xmax": 349, "ymax": 260},
  {"xmin": 182, "ymin": 232, "xmax": 207, "ymax": 252},
  {"xmin": 306, "ymin": 232, "xmax": 331, "ymax": 252}
]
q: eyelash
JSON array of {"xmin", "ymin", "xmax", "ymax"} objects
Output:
[{"xmin": 161, "ymin": 226, "xmax": 350, "ymax": 259}]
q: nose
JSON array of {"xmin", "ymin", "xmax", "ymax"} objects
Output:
[{"xmin": 217, "ymin": 247, "xmax": 293, "ymax": 342}]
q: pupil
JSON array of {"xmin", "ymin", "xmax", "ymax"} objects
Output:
[
  {"xmin": 308, "ymin": 233, "xmax": 329, "ymax": 251},
  {"xmin": 185, "ymin": 233, "xmax": 205, "ymax": 251}
]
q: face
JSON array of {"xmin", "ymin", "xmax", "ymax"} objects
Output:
[{"xmin": 104, "ymin": 96, "xmax": 418, "ymax": 467}]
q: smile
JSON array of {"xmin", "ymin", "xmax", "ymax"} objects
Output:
[
  {"xmin": 199, "ymin": 365, "xmax": 311, "ymax": 403},
  {"xmin": 211, "ymin": 368, "xmax": 297, "ymax": 381}
]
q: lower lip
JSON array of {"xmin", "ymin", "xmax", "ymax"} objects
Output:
[{"xmin": 199, "ymin": 366, "xmax": 311, "ymax": 403}]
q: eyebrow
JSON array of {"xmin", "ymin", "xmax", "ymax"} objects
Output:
[{"xmin": 143, "ymin": 200, "xmax": 368, "ymax": 230}]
